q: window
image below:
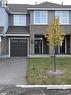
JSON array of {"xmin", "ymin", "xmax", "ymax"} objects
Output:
[
  {"xmin": 14, "ymin": 15, "xmax": 26, "ymax": 26},
  {"xmin": 55, "ymin": 11, "xmax": 69, "ymax": 25},
  {"xmin": 34, "ymin": 11, "xmax": 48, "ymax": 24}
]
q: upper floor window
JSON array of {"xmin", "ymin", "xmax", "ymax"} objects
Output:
[
  {"xmin": 55, "ymin": 11, "xmax": 69, "ymax": 25},
  {"xmin": 33, "ymin": 11, "xmax": 48, "ymax": 24},
  {"xmin": 14, "ymin": 15, "xmax": 26, "ymax": 26}
]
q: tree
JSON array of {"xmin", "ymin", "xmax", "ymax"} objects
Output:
[{"xmin": 45, "ymin": 17, "xmax": 64, "ymax": 72}]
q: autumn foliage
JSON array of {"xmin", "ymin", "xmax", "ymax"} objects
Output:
[{"xmin": 46, "ymin": 17, "xmax": 64, "ymax": 47}]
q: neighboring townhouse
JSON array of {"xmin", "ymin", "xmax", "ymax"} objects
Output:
[{"xmin": 0, "ymin": 1, "xmax": 71, "ymax": 57}]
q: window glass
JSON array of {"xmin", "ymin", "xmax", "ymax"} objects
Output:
[
  {"xmin": 55, "ymin": 11, "xmax": 69, "ymax": 24},
  {"xmin": 34, "ymin": 11, "xmax": 48, "ymax": 24},
  {"xmin": 14, "ymin": 15, "xmax": 26, "ymax": 26}
]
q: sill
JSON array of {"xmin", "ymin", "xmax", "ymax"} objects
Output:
[
  {"xmin": 60, "ymin": 24, "xmax": 69, "ymax": 25},
  {"xmin": 29, "ymin": 24, "xmax": 48, "ymax": 26}
]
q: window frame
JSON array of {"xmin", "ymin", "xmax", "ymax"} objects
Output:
[
  {"xmin": 33, "ymin": 11, "xmax": 48, "ymax": 25},
  {"xmin": 14, "ymin": 15, "xmax": 26, "ymax": 26},
  {"xmin": 55, "ymin": 11, "xmax": 69, "ymax": 25}
]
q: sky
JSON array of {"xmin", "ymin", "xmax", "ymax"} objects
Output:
[{"xmin": 7, "ymin": 0, "xmax": 71, "ymax": 5}]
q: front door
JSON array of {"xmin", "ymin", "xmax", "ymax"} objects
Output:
[{"xmin": 34, "ymin": 40, "xmax": 42, "ymax": 54}]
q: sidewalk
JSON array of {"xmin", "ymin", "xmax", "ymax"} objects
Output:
[{"xmin": 29, "ymin": 54, "xmax": 71, "ymax": 58}]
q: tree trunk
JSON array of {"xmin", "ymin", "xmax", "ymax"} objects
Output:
[{"xmin": 53, "ymin": 46, "xmax": 56, "ymax": 72}]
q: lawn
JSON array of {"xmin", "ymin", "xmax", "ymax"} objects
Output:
[{"xmin": 26, "ymin": 57, "xmax": 71, "ymax": 85}]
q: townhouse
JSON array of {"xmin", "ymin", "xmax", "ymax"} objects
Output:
[{"xmin": 0, "ymin": 0, "xmax": 71, "ymax": 57}]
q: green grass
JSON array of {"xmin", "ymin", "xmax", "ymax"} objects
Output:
[{"xmin": 26, "ymin": 57, "xmax": 71, "ymax": 85}]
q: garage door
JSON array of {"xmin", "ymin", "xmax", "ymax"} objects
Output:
[{"xmin": 10, "ymin": 39, "xmax": 27, "ymax": 57}]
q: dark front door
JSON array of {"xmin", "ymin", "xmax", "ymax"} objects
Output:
[
  {"xmin": 34, "ymin": 40, "xmax": 42, "ymax": 54},
  {"xmin": 67, "ymin": 35, "xmax": 70, "ymax": 54},
  {"xmin": 10, "ymin": 39, "xmax": 27, "ymax": 57}
]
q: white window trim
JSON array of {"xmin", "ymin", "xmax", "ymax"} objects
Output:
[{"xmin": 33, "ymin": 11, "xmax": 48, "ymax": 25}]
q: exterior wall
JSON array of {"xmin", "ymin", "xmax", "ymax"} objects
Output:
[
  {"xmin": 30, "ymin": 26, "xmax": 71, "ymax": 55},
  {"xmin": 30, "ymin": 29, "xmax": 34, "ymax": 55},
  {"xmin": 30, "ymin": 25, "xmax": 54, "ymax": 55},
  {"xmin": 30, "ymin": 25, "xmax": 71, "ymax": 55},
  {"xmin": 29, "ymin": 10, "xmax": 55, "ymax": 55},
  {"xmin": 0, "ymin": 8, "xmax": 8, "ymax": 33},
  {"xmin": 48, "ymin": 11, "xmax": 55, "ymax": 24},
  {"xmin": 29, "ymin": 10, "xmax": 71, "ymax": 55},
  {"xmin": 9, "ymin": 14, "xmax": 14, "ymax": 26},
  {"xmin": 69, "ymin": 11, "xmax": 71, "ymax": 25},
  {"xmin": 26, "ymin": 14, "xmax": 30, "ymax": 26},
  {"xmin": 30, "ymin": 11, "xmax": 34, "ymax": 25},
  {"xmin": 1, "ymin": 37, "xmax": 9, "ymax": 57}
]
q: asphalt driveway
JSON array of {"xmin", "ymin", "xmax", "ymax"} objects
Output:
[{"xmin": 0, "ymin": 57, "xmax": 27, "ymax": 85}]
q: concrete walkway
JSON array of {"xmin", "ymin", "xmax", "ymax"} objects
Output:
[
  {"xmin": 29, "ymin": 54, "xmax": 71, "ymax": 58},
  {"xmin": 0, "ymin": 57, "xmax": 27, "ymax": 85}
]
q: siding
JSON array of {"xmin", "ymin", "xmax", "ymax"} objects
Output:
[
  {"xmin": 30, "ymin": 11, "xmax": 34, "ymax": 25},
  {"xmin": 9, "ymin": 14, "xmax": 14, "ymax": 26},
  {"xmin": 30, "ymin": 25, "xmax": 71, "ymax": 34},
  {"xmin": 48, "ymin": 10, "xmax": 55, "ymax": 24},
  {"xmin": 69, "ymin": 11, "xmax": 71, "ymax": 25}
]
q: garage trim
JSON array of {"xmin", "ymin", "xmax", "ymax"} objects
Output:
[{"xmin": 9, "ymin": 38, "xmax": 29, "ymax": 57}]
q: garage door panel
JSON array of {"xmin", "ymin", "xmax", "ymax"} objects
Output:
[{"xmin": 10, "ymin": 39, "xmax": 27, "ymax": 57}]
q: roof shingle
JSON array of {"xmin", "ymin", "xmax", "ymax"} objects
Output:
[{"xmin": 6, "ymin": 26, "xmax": 29, "ymax": 34}]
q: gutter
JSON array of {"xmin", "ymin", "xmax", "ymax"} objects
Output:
[
  {"xmin": 27, "ymin": 7, "xmax": 71, "ymax": 10},
  {"xmin": 5, "ymin": 34, "xmax": 30, "ymax": 36}
]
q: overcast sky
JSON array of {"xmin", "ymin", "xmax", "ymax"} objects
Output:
[{"xmin": 7, "ymin": 0, "xmax": 71, "ymax": 5}]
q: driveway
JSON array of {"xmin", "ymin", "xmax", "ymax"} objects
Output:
[{"xmin": 0, "ymin": 57, "xmax": 27, "ymax": 85}]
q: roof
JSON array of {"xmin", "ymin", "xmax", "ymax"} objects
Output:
[
  {"xmin": 8, "ymin": 2, "xmax": 71, "ymax": 13},
  {"xmin": 6, "ymin": 26, "xmax": 29, "ymax": 34},
  {"xmin": 8, "ymin": 4, "xmax": 31, "ymax": 13},
  {"xmin": 35, "ymin": 2, "xmax": 71, "ymax": 8},
  {"xmin": 31, "ymin": 2, "xmax": 62, "ymax": 8},
  {"xmin": 0, "ymin": 27, "xmax": 4, "ymax": 34}
]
